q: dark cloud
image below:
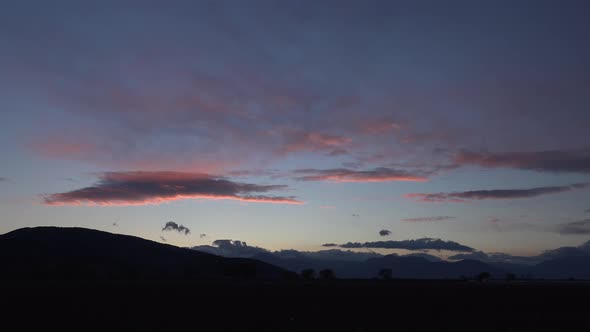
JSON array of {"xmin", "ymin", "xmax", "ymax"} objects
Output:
[
  {"xmin": 0, "ymin": 177, "xmax": 6, "ymax": 182},
  {"xmin": 199, "ymin": 234, "xmax": 207, "ymax": 239},
  {"xmin": 557, "ymin": 219, "xmax": 590, "ymax": 235},
  {"xmin": 406, "ymin": 183, "xmax": 589, "ymax": 202},
  {"xmin": 379, "ymin": 229, "xmax": 392, "ymax": 236},
  {"xmin": 322, "ymin": 243, "xmax": 339, "ymax": 247},
  {"xmin": 352, "ymin": 213, "xmax": 360, "ymax": 218},
  {"xmin": 192, "ymin": 239, "xmax": 268, "ymax": 258},
  {"xmin": 402, "ymin": 216, "xmax": 456, "ymax": 222},
  {"xmin": 294, "ymin": 167, "xmax": 428, "ymax": 183},
  {"xmin": 162, "ymin": 221, "xmax": 191, "ymax": 235},
  {"xmin": 112, "ymin": 222, "xmax": 117, "ymax": 227},
  {"xmin": 338, "ymin": 238, "xmax": 475, "ymax": 252},
  {"xmin": 586, "ymin": 209, "xmax": 590, "ymax": 213},
  {"xmin": 455, "ymin": 149, "xmax": 590, "ymax": 173},
  {"xmin": 42, "ymin": 171, "xmax": 302, "ymax": 206}
]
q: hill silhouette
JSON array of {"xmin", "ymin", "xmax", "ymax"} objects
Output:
[
  {"xmin": 0, "ymin": 227, "xmax": 288, "ymax": 280},
  {"xmin": 252, "ymin": 252, "xmax": 504, "ymax": 279}
]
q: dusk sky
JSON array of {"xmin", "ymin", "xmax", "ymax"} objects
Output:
[{"xmin": 1, "ymin": 0, "xmax": 589, "ymax": 257}]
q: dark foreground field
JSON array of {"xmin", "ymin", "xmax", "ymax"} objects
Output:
[{"xmin": 3, "ymin": 280, "xmax": 590, "ymax": 331}]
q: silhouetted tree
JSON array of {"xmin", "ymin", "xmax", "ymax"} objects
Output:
[
  {"xmin": 477, "ymin": 272, "xmax": 491, "ymax": 282},
  {"xmin": 319, "ymin": 269, "xmax": 336, "ymax": 280},
  {"xmin": 378, "ymin": 268, "xmax": 393, "ymax": 280},
  {"xmin": 301, "ymin": 268, "xmax": 316, "ymax": 280}
]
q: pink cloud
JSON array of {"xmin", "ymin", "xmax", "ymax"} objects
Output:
[
  {"xmin": 43, "ymin": 171, "xmax": 303, "ymax": 206},
  {"xmin": 358, "ymin": 119, "xmax": 402, "ymax": 135},
  {"xmin": 282, "ymin": 130, "xmax": 352, "ymax": 153},
  {"xmin": 454, "ymin": 149, "xmax": 590, "ymax": 173}
]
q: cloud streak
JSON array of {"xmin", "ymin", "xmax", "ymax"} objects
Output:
[
  {"xmin": 294, "ymin": 167, "xmax": 428, "ymax": 183},
  {"xmin": 282, "ymin": 130, "xmax": 352, "ymax": 153},
  {"xmin": 162, "ymin": 221, "xmax": 191, "ymax": 235},
  {"xmin": 379, "ymin": 229, "xmax": 392, "ymax": 236},
  {"xmin": 43, "ymin": 171, "xmax": 303, "ymax": 206},
  {"xmin": 557, "ymin": 220, "xmax": 590, "ymax": 235},
  {"xmin": 405, "ymin": 183, "xmax": 589, "ymax": 203},
  {"xmin": 335, "ymin": 238, "xmax": 474, "ymax": 252},
  {"xmin": 401, "ymin": 216, "xmax": 457, "ymax": 222},
  {"xmin": 455, "ymin": 149, "xmax": 590, "ymax": 173}
]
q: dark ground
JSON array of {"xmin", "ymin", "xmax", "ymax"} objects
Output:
[{"xmin": 3, "ymin": 279, "xmax": 590, "ymax": 331}]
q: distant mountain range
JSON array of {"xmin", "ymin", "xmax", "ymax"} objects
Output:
[
  {"xmin": 1, "ymin": 227, "xmax": 589, "ymax": 281},
  {"xmin": 251, "ymin": 251, "xmax": 505, "ymax": 279},
  {"xmin": 0, "ymin": 227, "xmax": 288, "ymax": 280},
  {"xmin": 193, "ymin": 240, "xmax": 590, "ymax": 280}
]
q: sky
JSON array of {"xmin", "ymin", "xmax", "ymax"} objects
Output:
[{"xmin": 1, "ymin": 0, "xmax": 589, "ymax": 257}]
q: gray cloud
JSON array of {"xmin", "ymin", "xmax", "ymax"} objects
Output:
[
  {"xmin": 557, "ymin": 219, "xmax": 590, "ymax": 235},
  {"xmin": 327, "ymin": 149, "xmax": 349, "ymax": 157},
  {"xmin": 401, "ymin": 216, "xmax": 456, "ymax": 222},
  {"xmin": 322, "ymin": 243, "xmax": 339, "ymax": 247},
  {"xmin": 0, "ymin": 177, "xmax": 6, "ymax": 182},
  {"xmin": 162, "ymin": 221, "xmax": 191, "ymax": 235},
  {"xmin": 379, "ymin": 229, "xmax": 392, "ymax": 236},
  {"xmin": 192, "ymin": 240, "xmax": 269, "ymax": 258},
  {"xmin": 43, "ymin": 171, "xmax": 302, "ymax": 206},
  {"xmin": 293, "ymin": 167, "xmax": 428, "ymax": 183},
  {"xmin": 338, "ymin": 238, "xmax": 475, "ymax": 252},
  {"xmin": 455, "ymin": 149, "xmax": 590, "ymax": 173},
  {"xmin": 406, "ymin": 183, "xmax": 589, "ymax": 202},
  {"xmin": 199, "ymin": 233, "xmax": 207, "ymax": 239},
  {"xmin": 159, "ymin": 236, "xmax": 167, "ymax": 242}
]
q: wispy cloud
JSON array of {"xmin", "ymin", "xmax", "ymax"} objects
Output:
[
  {"xmin": 281, "ymin": 130, "xmax": 352, "ymax": 154},
  {"xmin": 43, "ymin": 171, "xmax": 303, "ymax": 206},
  {"xmin": 557, "ymin": 219, "xmax": 590, "ymax": 235},
  {"xmin": 405, "ymin": 183, "xmax": 589, "ymax": 203},
  {"xmin": 455, "ymin": 149, "xmax": 590, "ymax": 173},
  {"xmin": 401, "ymin": 216, "xmax": 456, "ymax": 222},
  {"xmin": 162, "ymin": 221, "xmax": 191, "ymax": 235},
  {"xmin": 357, "ymin": 119, "xmax": 402, "ymax": 135},
  {"xmin": 294, "ymin": 167, "xmax": 428, "ymax": 183},
  {"xmin": 335, "ymin": 238, "xmax": 474, "ymax": 252}
]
